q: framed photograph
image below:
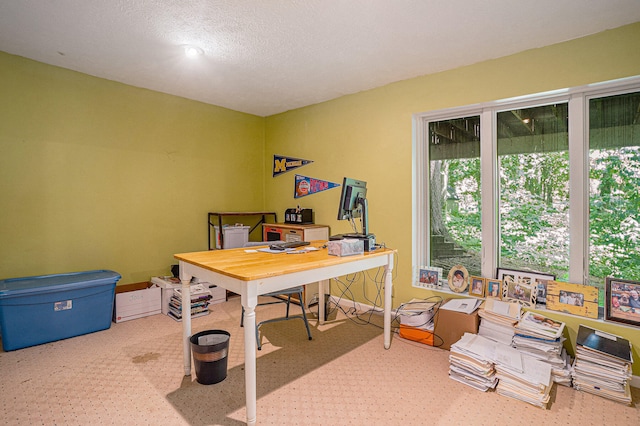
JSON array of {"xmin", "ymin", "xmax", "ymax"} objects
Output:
[
  {"xmin": 447, "ymin": 265, "xmax": 469, "ymax": 293},
  {"xmin": 497, "ymin": 268, "xmax": 555, "ymax": 307},
  {"xmin": 469, "ymin": 276, "xmax": 485, "ymax": 297},
  {"xmin": 546, "ymin": 281, "xmax": 599, "ymax": 319},
  {"xmin": 605, "ymin": 277, "xmax": 640, "ymax": 327},
  {"xmin": 486, "ymin": 279, "xmax": 502, "ymax": 299},
  {"xmin": 415, "ymin": 266, "xmax": 442, "ymax": 289}
]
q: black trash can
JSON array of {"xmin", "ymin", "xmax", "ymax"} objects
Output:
[{"xmin": 190, "ymin": 330, "xmax": 230, "ymax": 385}]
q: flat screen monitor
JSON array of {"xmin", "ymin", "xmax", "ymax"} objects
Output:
[{"xmin": 336, "ymin": 177, "xmax": 369, "ymax": 235}]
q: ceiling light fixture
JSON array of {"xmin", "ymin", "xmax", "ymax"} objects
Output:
[{"xmin": 184, "ymin": 45, "xmax": 204, "ymax": 58}]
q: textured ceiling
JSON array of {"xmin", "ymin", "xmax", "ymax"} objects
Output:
[{"xmin": 1, "ymin": 1, "xmax": 640, "ymax": 117}]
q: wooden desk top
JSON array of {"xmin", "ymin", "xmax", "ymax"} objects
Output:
[{"xmin": 175, "ymin": 241, "xmax": 394, "ymax": 281}]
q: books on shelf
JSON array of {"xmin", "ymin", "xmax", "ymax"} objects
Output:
[
  {"xmin": 168, "ymin": 283, "xmax": 213, "ymax": 322},
  {"xmin": 571, "ymin": 325, "xmax": 633, "ymax": 405}
]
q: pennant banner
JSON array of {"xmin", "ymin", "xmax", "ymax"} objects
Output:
[
  {"xmin": 294, "ymin": 175, "xmax": 340, "ymax": 198},
  {"xmin": 273, "ymin": 155, "xmax": 313, "ymax": 177}
]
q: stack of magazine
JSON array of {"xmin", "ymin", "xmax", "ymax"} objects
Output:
[
  {"xmin": 572, "ymin": 325, "xmax": 633, "ymax": 405},
  {"xmin": 494, "ymin": 351, "xmax": 554, "ymax": 409},
  {"xmin": 477, "ymin": 299, "xmax": 521, "ymax": 345},
  {"xmin": 168, "ymin": 283, "xmax": 213, "ymax": 322},
  {"xmin": 449, "ymin": 332, "xmax": 498, "ymax": 392},
  {"xmin": 513, "ymin": 311, "xmax": 571, "ymax": 386}
]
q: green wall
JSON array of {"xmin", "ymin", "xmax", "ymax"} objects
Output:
[
  {"xmin": 0, "ymin": 52, "xmax": 265, "ymax": 283},
  {"xmin": 263, "ymin": 23, "xmax": 640, "ymax": 373}
]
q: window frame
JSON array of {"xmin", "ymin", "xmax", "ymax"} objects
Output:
[{"xmin": 413, "ymin": 76, "xmax": 640, "ymax": 286}]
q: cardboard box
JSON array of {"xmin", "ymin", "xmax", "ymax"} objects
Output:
[
  {"xmin": 433, "ymin": 299, "xmax": 480, "ymax": 350},
  {"xmin": 113, "ymin": 282, "xmax": 161, "ymax": 323}
]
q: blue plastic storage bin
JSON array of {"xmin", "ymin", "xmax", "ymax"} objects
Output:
[{"xmin": 0, "ymin": 270, "xmax": 121, "ymax": 351}]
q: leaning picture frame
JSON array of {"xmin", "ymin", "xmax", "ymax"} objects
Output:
[
  {"xmin": 415, "ymin": 266, "xmax": 442, "ymax": 289},
  {"xmin": 447, "ymin": 265, "xmax": 469, "ymax": 293},
  {"xmin": 546, "ymin": 281, "xmax": 599, "ymax": 319},
  {"xmin": 486, "ymin": 279, "xmax": 502, "ymax": 299},
  {"xmin": 497, "ymin": 268, "xmax": 555, "ymax": 307},
  {"xmin": 605, "ymin": 277, "xmax": 640, "ymax": 327},
  {"xmin": 469, "ymin": 276, "xmax": 485, "ymax": 297}
]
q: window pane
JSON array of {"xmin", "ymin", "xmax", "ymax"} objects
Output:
[
  {"xmin": 497, "ymin": 103, "xmax": 569, "ymax": 279},
  {"xmin": 428, "ymin": 116, "xmax": 481, "ymax": 277},
  {"xmin": 589, "ymin": 92, "xmax": 640, "ymax": 290}
]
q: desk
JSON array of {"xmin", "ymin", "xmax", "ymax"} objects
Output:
[{"xmin": 175, "ymin": 242, "xmax": 395, "ymax": 425}]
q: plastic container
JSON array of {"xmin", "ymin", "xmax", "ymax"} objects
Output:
[
  {"xmin": 214, "ymin": 225, "xmax": 249, "ymax": 249},
  {"xmin": 190, "ymin": 329, "xmax": 230, "ymax": 384},
  {"xmin": 0, "ymin": 270, "xmax": 121, "ymax": 351}
]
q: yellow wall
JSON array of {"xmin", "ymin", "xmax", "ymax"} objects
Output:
[
  {"xmin": 0, "ymin": 52, "xmax": 265, "ymax": 283},
  {"xmin": 2, "ymin": 22, "xmax": 640, "ymax": 373},
  {"xmin": 264, "ymin": 22, "xmax": 640, "ymax": 372}
]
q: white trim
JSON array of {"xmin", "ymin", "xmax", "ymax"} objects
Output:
[
  {"xmin": 568, "ymin": 93, "xmax": 588, "ymax": 284},
  {"xmin": 413, "ymin": 74, "xmax": 640, "ymax": 283},
  {"xmin": 480, "ymin": 108, "xmax": 497, "ymax": 278}
]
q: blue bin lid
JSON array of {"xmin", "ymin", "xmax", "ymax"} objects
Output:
[{"xmin": 0, "ymin": 270, "xmax": 121, "ymax": 298}]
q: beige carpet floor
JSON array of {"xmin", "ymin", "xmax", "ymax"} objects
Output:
[{"xmin": 1, "ymin": 296, "xmax": 639, "ymax": 425}]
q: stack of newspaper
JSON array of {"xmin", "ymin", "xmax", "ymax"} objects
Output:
[
  {"xmin": 572, "ymin": 325, "xmax": 633, "ymax": 405},
  {"xmin": 449, "ymin": 333, "xmax": 498, "ymax": 392},
  {"xmin": 513, "ymin": 311, "xmax": 571, "ymax": 386},
  {"xmin": 397, "ymin": 299, "xmax": 436, "ymax": 330},
  {"xmin": 168, "ymin": 283, "xmax": 212, "ymax": 321},
  {"xmin": 495, "ymin": 352, "xmax": 554, "ymax": 409},
  {"xmin": 477, "ymin": 299, "xmax": 521, "ymax": 345}
]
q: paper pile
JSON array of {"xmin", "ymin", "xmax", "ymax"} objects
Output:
[
  {"xmin": 448, "ymin": 333, "xmax": 498, "ymax": 392},
  {"xmin": 477, "ymin": 299, "xmax": 520, "ymax": 345},
  {"xmin": 513, "ymin": 311, "xmax": 571, "ymax": 386},
  {"xmin": 571, "ymin": 325, "xmax": 633, "ymax": 405},
  {"xmin": 495, "ymin": 352, "xmax": 554, "ymax": 409},
  {"xmin": 397, "ymin": 299, "xmax": 436, "ymax": 330}
]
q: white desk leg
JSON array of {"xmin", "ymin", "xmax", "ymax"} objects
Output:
[
  {"xmin": 318, "ymin": 279, "xmax": 328, "ymax": 325},
  {"xmin": 180, "ymin": 271, "xmax": 193, "ymax": 375},
  {"xmin": 242, "ymin": 292, "xmax": 258, "ymax": 426},
  {"xmin": 384, "ymin": 253, "xmax": 394, "ymax": 349}
]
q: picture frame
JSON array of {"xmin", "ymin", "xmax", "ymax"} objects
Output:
[
  {"xmin": 469, "ymin": 276, "xmax": 485, "ymax": 297},
  {"xmin": 605, "ymin": 277, "xmax": 640, "ymax": 327},
  {"xmin": 547, "ymin": 280, "xmax": 599, "ymax": 319},
  {"xmin": 415, "ymin": 266, "xmax": 442, "ymax": 289},
  {"xmin": 486, "ymin": 279, "xmax": 502, "ymax": 299},
  {"xmin": 496, "ymin": 268, "xmax": 554, "ymax": 307},
  {"xmin": 447, "ymin": 265, "xmax": 469, "ymax": 293}
]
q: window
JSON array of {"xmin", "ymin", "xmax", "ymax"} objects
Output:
[
  {"xmin": 428, "ymin": 116, "xmax": 481, "ymax": 277},
  {"xmin": 413, "ymin": 76, "xmax": 640, "ymax": 306},
  {"xmin": 497, "ymin": 103, "xmax": 569, "ymax": 280},
  {"xmin": 589, "ymin": 92, "xmax": 640, "ymax": 287}
]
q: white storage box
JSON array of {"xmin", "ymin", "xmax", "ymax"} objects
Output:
[
  {"xmin": 214, "ymin": 225, "xmax": 250, "ymax": 249},
  {"xmin": 328, "ymin": 238, "xmax": 364, "ymax": 257},
  {"xmin": 150, "ymin": 276, "xmax": 181, "ymax": 315},
  {"xmin": 113, "ymin": 283, "xmax": 161, "ymax": 323}
]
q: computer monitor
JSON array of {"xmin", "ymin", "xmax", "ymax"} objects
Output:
[{"xmin": 336, "ymin": 177, "xmax": 369, "ymax": 236}]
